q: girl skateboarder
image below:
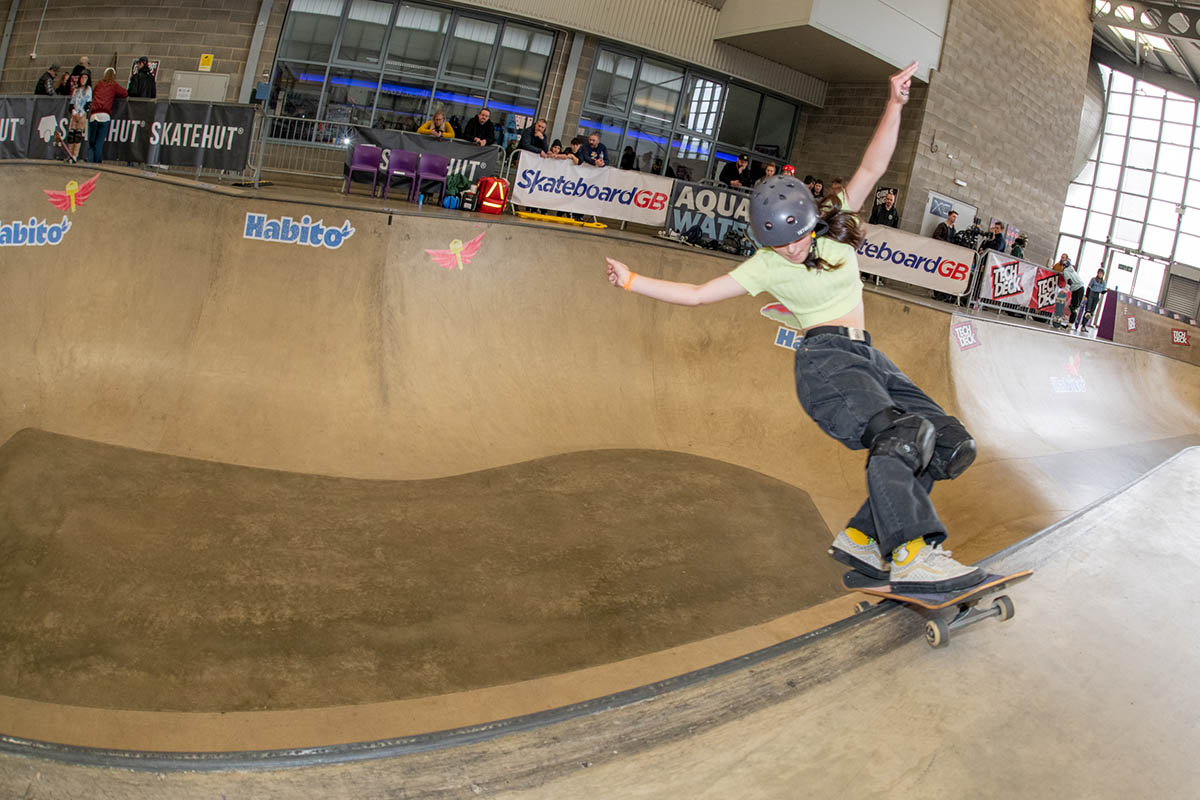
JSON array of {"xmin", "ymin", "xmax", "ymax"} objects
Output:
[{"xmin": 604, "ymin": 63, "xmax": 984, "ymax": 592}]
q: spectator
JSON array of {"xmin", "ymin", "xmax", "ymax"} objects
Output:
[
  {"xmin": 932, "ymin": 210, "xmax": 957, "ymax": 242},
  {"xmin": 828, "ymin": 177, "xmax": 846, "ymax": 197},
  {"xmin": 87, "ymin": 67, "xmax": 127, "ymax": 163},
  {"xmin": 619, "ymin": 145, "xmax": 639, "ymax": 170},
  {"xmin": 517, "ymin": 118, "xmax": 550, "ymax": 157},
  {"xmin": 810, "ymin": 178, "xmax": 824, "ymax": 198},
  {"xmin": 802, "ymin": 174, "xmax": 815, "ymax": 190},
  {"xmin": 1081, "ymin": 267, "xmax": 1107, "ymax": 330},
  {"xmin": 753, "ymin": 162, "xmax": 777, "ymax": 187},
  {"xmin": 548, "ymin": 139, "xmax": 563, "ymax": 157},
  {"xmin": 719, "ymin": 154, "xmax": 749, "ymax": 187},
  {"xmin": 128, "ymin": 56, "xmax": 157, "ymax": 98},
  {"xmin": 980, "ymin": 221, "xmax": 1006, "ymax": 252},
  {"xmin": 580, "ymin": 132, "xmax": 608, "ymax": 167},
  {"xmin": 780, "ymin": 164, "xmax": 794, "ymax": 176},
  {"xmin": 60, "ymin": 56, "xmax": 91, "ymax": 96},
  {"xmin": 560, "ymin": 135, "xmax": 585, "ymax": 165},
  {"xmin": 416, "ymin": 108, "xmax": 455, "ymax": 138},
  {"xmin": 869, "ymin": 191, "xmax": 899, "ymax": 227},
  {"xmin": 1062, "ymin": 258, "xmax": 1086, "ymax": 327},
  {"xmin": 1010, "ymin": 234, "xmax": 1027, "ymax": 259},
  {"xmin": 1051, "ymin": 253, "xmax": 1071, "ymax": 273},
  {"xmin": 66, "ymin": 71, "xmax": 91, "ymax": 162},
  {"xmin": 1051, "ymin": 274, "xmax": 1069, "ymax": 329},
  {"xmin": 462, "ymin": 108, "xmax": 495, "ymax": 146},
  {"xmin": 33, "ymin": 63, "xmax": 59, "ymax": 95}
]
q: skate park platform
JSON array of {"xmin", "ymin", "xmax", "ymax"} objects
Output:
[{"xmin": 2, "ymin": 162, "xmax": 1199, "ymax": 796}]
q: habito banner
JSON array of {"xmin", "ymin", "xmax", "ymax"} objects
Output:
[
  {"xmin": 511, "ymin": 154, "xmax": 673, "ymax": 226},
  {"xmin": 855, "ymin": 223, "xmax": 977, "ymax": 296},
  {"xmin": 977, "ymin": 251, "xmax": 1060, "ymax": 311}
]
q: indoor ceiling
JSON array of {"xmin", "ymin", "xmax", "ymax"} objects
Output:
[{"xmin": 1091, "ymin": 1, "xmax": 1200, "ymax": 91}]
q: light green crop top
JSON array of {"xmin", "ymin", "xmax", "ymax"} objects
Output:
[{"xmin": 727, "ymin": 237, "xmax": 863, "ymax": 329}]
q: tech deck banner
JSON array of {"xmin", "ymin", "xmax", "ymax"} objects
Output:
[{"xmin": 978, "ymin": 251, "xmax": 1060, "ymax": 312}]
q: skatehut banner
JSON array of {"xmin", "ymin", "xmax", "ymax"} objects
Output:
[
  {"xmin": 0, "ymin": 95, "xmax": 255, "ymax": 169},
  {"xmin": 511, "ymin": 153, "xmax": 673, "ymax": 226},
  {"xmin": 665, "ymin": 181, "xmax": 751, "ymax": 241},
  {"xmin": 977, "ymin": 251, "xmax": 1060, "ymax": 312},
  {"xmin": 856, "ymin": 223, "xmax": 977, "ymax": 297},
  {"xmin": 346, "ymin": 129, "xmax": 502, "ymax": 184}
]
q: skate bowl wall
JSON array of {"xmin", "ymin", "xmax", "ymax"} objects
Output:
[{"xmin": 1, "ymin": 162, "xmax": 1199, "ymax": 548}]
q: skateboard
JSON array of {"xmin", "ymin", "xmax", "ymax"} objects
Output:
[
  {"xmin": 844, "ymin": 569, "xmax": 1033, "ymax": 648},
  {"xmin": 52, "ymin": 128, "xmax": 77, "ymax": 163}
]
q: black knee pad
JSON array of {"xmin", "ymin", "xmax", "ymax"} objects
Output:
[
  {"xmin": 928, "ymin": 415, "xmax": 976, "ymax": 480},
  {"xmin": 865, "ymin": 409, "xmax": 936, "ymax": 475},
  {"xmin": 65, "ymin": 129, "xmax": 83, "ymax": 144}
]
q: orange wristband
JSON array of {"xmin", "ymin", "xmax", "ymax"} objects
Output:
[{"xmin": 624, "ymin": 271, "xmax": 637, "ymax": 291}]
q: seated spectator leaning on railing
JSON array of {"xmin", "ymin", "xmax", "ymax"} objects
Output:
[
  {"xmin": 461, "ymin": 108, "xmax": 495, "ymax": 147},
  {"xmin": 753, "ymin": 163, "xmax": 777, "ymax": 188},
  {"xmin": 719, "ymin": 154, "xmax": 749, "ymax": 187},
  {"xmin": 580, "ymin": 133, "xmax": 608, "ymax": 167},
  {"xmin": 416, "ymin": 108, "xmax": 455, "ymax": 138},
  {"xmin": 559, "ymin": 136, "xmax": 585, "ymax": 164},
  {"xmin": 518, "ymin": 119, "xmax": 550, "ymax": 157},
  {"xmin": 33, "ymin": 63, "xmax": 59, "ymax": 95}
]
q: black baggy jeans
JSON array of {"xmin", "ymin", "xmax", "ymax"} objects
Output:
[{"xmin": 793, "ymin": 331, "xmax": 950, "ymax": 556}]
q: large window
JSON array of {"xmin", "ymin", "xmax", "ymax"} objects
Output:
[
  {"xmin": 1057, "ymin": 64, "xmax": 1199, "ymax": 303},
  {"xmin": 269, "ymin": 0, "xmax": 553, "ymax": 149},
  {"xmin": 579, "ymin": 45, "xmax": 800, "ymax": 181}
]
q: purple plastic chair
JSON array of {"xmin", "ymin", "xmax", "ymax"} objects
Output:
[
  {"xmin": 382, "ymin": 149, "xmax": 418, "ymax": 201},
  {"xmin": 344, "ymin": 144, "xmax": 382, "ymax": 196},
  {"xmin": 411, "ymin": 152, "xmax": 450, "ymax": 203}
]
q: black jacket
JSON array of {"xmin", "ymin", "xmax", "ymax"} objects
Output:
[
  {"xmin": 128, "ymin": 66, "xmax": 157, "ymax": 98},
  {"xmin": 517, "ymin": 127, "xmax": 547, "ymax": 155},
  {"xmin": 932, "ymin": 222, "xmax": 956, "ymax": 242},
  {"xmin": 870, "ymin": 204, "xmax": 899, "ymax": 228},
  {"xmin": 462, "ymin": 117, "xmax": 495, "ymax": 146},
  {"xmin": 34, "ymin": 71, "xmax": 56, "ymax": 95}
]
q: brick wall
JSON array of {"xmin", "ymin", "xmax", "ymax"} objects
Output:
[
  {"xmin": 899, "ymin": 0, "xmax": 1093, "ymax": 265},
  {"xmin": 0, "ymin": 0, "xmax": 284, "ymax": 103},
  {"xmin": 787, "ymin": 83, "xmax": 928, "ymax": 213}
]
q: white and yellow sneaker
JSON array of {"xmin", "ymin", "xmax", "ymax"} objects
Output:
[
  {"xmin": 828, "ymin": 527, "xmax": 889, "ymax": 580},
  {"xmin": 889, "ymin": 538, "xmax": 984, "ymax": 593}
]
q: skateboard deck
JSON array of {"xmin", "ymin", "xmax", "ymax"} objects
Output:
[{"xmin": 844, "ymin": 569, "xmax": 1033, "ymax": 647}]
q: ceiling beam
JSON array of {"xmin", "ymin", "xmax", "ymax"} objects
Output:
[
  {"xmin": 1093, "ymin": 1, "xmax": 1200, "ymax": 45},
  {"xmin": 1092, "ymin": 39, "xmax": 1200, "ymax": 101}
]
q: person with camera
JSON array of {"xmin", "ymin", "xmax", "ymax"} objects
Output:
[
  {"xmin": 604, "ymin": 62, "xmax": 985, "ymax": 593},
  {"xmin": 980, "ymin": 221, "xmax": 1006, "ymax": 253}
]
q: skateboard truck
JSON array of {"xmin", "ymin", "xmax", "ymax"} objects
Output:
[{"xmin": 846, "ymin": 570, "xmax": 1032, "ymax": 648}]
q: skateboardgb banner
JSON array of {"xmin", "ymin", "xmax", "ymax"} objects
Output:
[
  {"xmin": 0, "ymin": 94, "xmax": 254, "ymax": 169},
  {"xmin": 856, "ymin": 224, "xmax": 976, "ymax": 296},
  {"xmin": 511, "ymin": 153, "xmax": 673, "ymax": 226},
  {"xmin": 978, "ymin": 251, "xmax": 1060, "ymax": 312}
]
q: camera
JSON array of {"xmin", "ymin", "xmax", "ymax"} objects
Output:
[{"xmin": 953, "ymin": 217, "xmax": 985, "ymax": 250}]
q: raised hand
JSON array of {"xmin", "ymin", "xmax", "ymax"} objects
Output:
[{"xmin": 889, "ymin": 61, "xmax": 919, "ymax": 106}]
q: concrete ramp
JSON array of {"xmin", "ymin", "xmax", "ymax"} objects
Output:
[
  {"xmin": 0, "ymin": 163, "xmax": 1198, "ymax": 762},
  {"xmin": 3, "ymin": 448, "xmax": 1198, "ymax": 798}
]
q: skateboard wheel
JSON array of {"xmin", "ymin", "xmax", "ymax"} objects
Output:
[
  {"xmin": 854, "ymin": 601, "xmax": 872, "ymax": 614},
  {"xmin": 993, "ymin": 595, "xmax": 1014, "ymax": 621},
  {"xmin": 924, "ymin": 618, "xmax": 949, "ymax": 648}
]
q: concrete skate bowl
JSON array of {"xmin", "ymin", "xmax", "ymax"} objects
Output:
[{"xmin": 1, "ymin": 162, "xmax": 1199, "ymax": 765}]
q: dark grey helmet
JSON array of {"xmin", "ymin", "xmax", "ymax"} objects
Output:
[{"xmin": 749, "ymin": 175, "xmax": 826, "ymax": 247}]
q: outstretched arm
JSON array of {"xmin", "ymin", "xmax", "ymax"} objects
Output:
[
  {"xmin": 605, "ymin": 257, "xmax": 746, "ymax": 306},
  {"xmin": 843, "ymin": 62, "xmax": 918, "ymax": 213}
]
